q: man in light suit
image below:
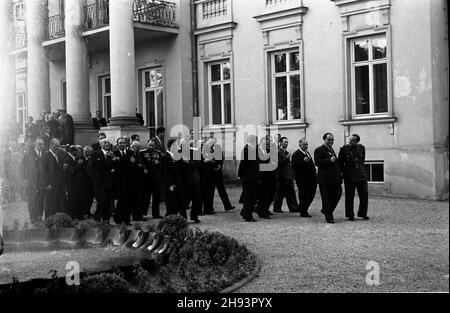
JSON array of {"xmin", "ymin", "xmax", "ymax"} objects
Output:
[{"xmin": 292, "ymin": 138, "xmax": 317, "ymax": 217}]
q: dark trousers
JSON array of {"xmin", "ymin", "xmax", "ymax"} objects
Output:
[
  {"xmin": 295, "ymin": 180, "xmax": 317, "ymax": 215},
  {"xmin": 149, "ymin": 177, "xmax": 161, "ymax": 217},
  {"xmin": 319, "ymin": 183, "xmax": 342, "ymax": 219},
  {"xmin": 165, "ymin": 186, "xmax": 187, "ymax": 218},
  {"xmin": 258, "ymin": 174, "xmax": 276, "ymax": 216},
  {"xmin": 242, "ymin": 181, "xmax": 258, "ymax": 220},
  {"xmin": 95, "ymin": 187, "xmax": 113, "ymax": 222},
  {"xmin": 27, "ymin": 187, "xmax": 44, "ymax": 223},
  {"xmin": 213, "ymin": 170, "xmax": 233, "ymax": 210},
  {"xmin": 184, "ymin": 182, "xmax": 202, "ymax": 221},
  {"xmin": 273, "ymin": 179, "xmax": 299, "ymax": 212},
  {"xmin": 344, "ymin": 180, "xmax": 368, "ymax": 218},
  {"xmin": 202, "ymin": 179, "xmax": 215, "ymax": 213},
  {"xmin": 66, "ymin": 186, "xmax": 83, "ymax": 220},
  {"xmin": 44, "ymin": 189, "xmax": 66, "ymax": 219}
]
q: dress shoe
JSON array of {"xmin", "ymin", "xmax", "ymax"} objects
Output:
[
  {"xmin": 225, "ymin": 206, "xmax": 235, "ymax": 211},
  {"xmin": 358, "ymin": 215, "xmax": 370, "ymax": 220},
  {"xmin": 289, "ymin": 209, "xmax": 300, "ymax": 213},
  {"xmin": 244, "ymin": 217, "xmax": 257, "ymax": 222},
  {"xmin": 203, "ymin": 211, "xmax": 215, "ymax": 215},
  {"xmin": 326, "ymin": 219, "xmax": 335, "ymax": 224},
  {"xmin": 300, "ymin": 213, "xmax": 312, "ymax": 218},
  {"xmin": 347, "ymin": 217, "xmax": 355, "ymax": 221}
]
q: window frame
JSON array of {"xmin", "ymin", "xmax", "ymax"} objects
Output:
[
  {"xmin": 16, "ymin": 92, "xmax": 27, "ymax": 136},
  {"xmin": 344, "ymin": 28, "xmax": 394, "ymax": 121},
  {"xmin": 364, "ymin": 160, "xmax": 385, "ymax": 183},
  {"xmin": 207, "ymin": 60, "xmax": 233, "ymax": 127},
  {"xmin": 141, "ymin": 67, "xmax": 165, "ymax": 129},
  {"xmin": 61, "ymin": 80, "xmax": 67, "ymax": 111},
  {"xmin": 98, "ymin": 74, "xmax": 111, "ymax": 121}
]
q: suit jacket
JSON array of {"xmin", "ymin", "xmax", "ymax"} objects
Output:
[
  {"xmin": 292, "ymin": 149, "xmax": 317, "ymax": 184},
  {"xmin": 25, "ymin": 123, "xmax": 40, "ymax": 140},
  {"xmin": 42, "ymin": 149, "xmax": 67, "ymax": 193},
  {"xmin": 63, "ymin": 154, "xmax": 82, "ymax": 195},
  {"xmin": 91, "ymin": 142, "xmax": 101, "ymax": 152},
  {"xmin": 21, "ymin": 149, "xmax": 46, "ymax": 192},
  {"xmin": 92, "ymin": 117, "xmax": 107, "ymax": 130},
  {"xmin": 314, "ymin": 145, "xmax": 342, "ymax": 185},
  {"xmin": 161, "ymin": 153, "xmax": 183, "ymax": 189},
  {"xmin": 88, "ymin": 149, "xmax": 116, "ymax": 200},
  {"xmin": 276, "ymin": 148, "xmax": 294, "ymax": 181},
  {"xmin": 338, "ymin": 144, "xmax": 367, "ymax": 182},
  {"xmin": 151, "ymin": 136, "xmax": 165, "ymax": 153},
  {"xmin": 140, "ymin": 148, "xmax": 162, "ymax": 180},
  {"xmin": 180, "ymin": 149, "xmax": 202, "ymax": 187},
  {"xmin": 238, "ymin": 144, "xmax": 260, "ymax": 183}
]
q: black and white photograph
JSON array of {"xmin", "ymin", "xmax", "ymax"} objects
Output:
[{"xmin": 0, "ymin": 0, "xmax": 448, "ymax": 303}]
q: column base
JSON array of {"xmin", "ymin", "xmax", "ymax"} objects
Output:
[
  {"xmin": 101, "ymin": 125, "xmax": 151, "ymax": 148},
  {"xmin": 108, "ymin": 116, "xmax": 140, "ymax": 126}
]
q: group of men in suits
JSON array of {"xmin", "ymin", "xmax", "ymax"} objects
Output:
[
  {"xmin": 25, "ymin": 110, "xmax": 75, "ymax": 146},
  {"xmin": 238, "ymin": 132, "xmax": 369, "ymax": 223}
]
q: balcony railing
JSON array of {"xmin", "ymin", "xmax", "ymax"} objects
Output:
[
  {"xmin": 201, "ymin": 0, "xmax": 227, "ymax": 20},
  {"xmin": 48, "ymin": 14, "xmax": 65, "ymax": 40},
  {"xmin": 266, "ymin": 0, "xmax": 287, "ymax": 5},
  {"xmin": 132, "ymin": 0, "xmax": 177, "ymax": 27},
  {"xmin": 14, "ymin": 25, "xmax": 27, "ymax": 50},
  {"xmin": 84, "ymin": 0, "xmax": 110, "ymax": 31}
]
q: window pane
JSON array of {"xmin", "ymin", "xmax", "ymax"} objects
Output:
[
  {"xmin": 223, "ymin": 62, "xmax": 231, "ymax": 80},
  {"xmin": 104, "ymin": 96, "xmax": 111, "ymax": 120},
  {"xmin": 373, "ymin": 37, "xmax": 387, "ymax": 59},
  {"xmin": 275, "ymin": 76, "xmax": 287, "ymax": 120},
  {"xmin": 145, "ymin": 71, "xmax": 150, "ymax": 88},
  {"xmin": 104, "ymin": 78, "xmax": 111, "ymax": 94},
  {"xmin": 290, "ymin": 52, "xmax": 300, "ymax": 71},
  {"xmin": 364, "ymin": 164, "xmax": 371, "ymax": 181},
  {"xmin": 371, "ymin": 164, "xmax": 384, "ymax": 182},
  {"xmin": 155, "ymin": 69, "xmax": 163, "ymax": 87},
  {"xmin": 289, "ymin": 75, "xmax": 301, "ymax": 120},
  {"xmin": 355, "ymin": 65, "xmax": 370, "ymax": 114},
  {"xmin": 18, "ymin": 111, "xmax": 24, "ymax": 135},
  {"xmin": 146, "ymin": 91, "xmax": 155, "ymax": 127},
  {"xmin": 211, "ymin": 64, "xmax": 221, "ymax": 82},
  {"xmin": 373, "ymin": 63, "xmax": 388, "ymax": 113},
  {"xmin": 211, "ymin": 85, "xmax": 222, "ymax": 124},
  {"xmin": 354, "ymin": 39, "xmax": 369, "ymax": 62},
  {"xmin": 156, "ymin": 89, "xmax": 164, "ymax": 127},
  {"xmin": 224, "ymin": 83, "xmax": 231, "ymax": 124},
  {"xmin": 275, "ymin": 53, "xmax": 286, "ymax": 73}
]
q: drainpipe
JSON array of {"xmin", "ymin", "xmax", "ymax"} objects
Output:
[{"xmin": 190, "ymin": 0, "xmax": 199, "ymax": 118}]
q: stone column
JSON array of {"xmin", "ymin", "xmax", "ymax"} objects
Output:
[
  {"xmin": 26, "ymin": 0, "xmax": 50, "ymax": 119},
  {"xmin": 0, "ymin": 1, "xmax": 16, "ymax": 133},
  {"xmin": 108, "ymin": 0, "xmax": 139, "ymax": 126},
  {"xmin": 65, "ymin": 0, "xmax": 91, "ymax": 125}
]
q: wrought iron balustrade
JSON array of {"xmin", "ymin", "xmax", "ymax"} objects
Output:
[
  {"xmin": 48, "ymin": 14, "xmax": 65, "ymax": 40},
  {"xmin": 14, "ymin": 25, "xmax": 27, "ymax": 50},
  {"xmin": 132, "ymin": 0, "xmax": 177, "ymax": 27},
  {"xmin": 266, "ymin": 0, "xmax": 287, "ymax": 5},
  {"xmin": 84, "ymin": 0, "xmax": 110, "ymax": 31},
  {"xmin": 201, "ymin": 0, "xmax": 227, "ymax": 20}
]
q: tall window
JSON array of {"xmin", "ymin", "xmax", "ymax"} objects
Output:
[
  {"xmin": 14, "ymin": 2, "xmax": 25, "ymax": 21},
  {"xmin": 272, "ymin": 50, "xmax": 301, "ymax": 122},
  {"xmin": 16, "ymin": 93, "xmax": 27, "ymax": 136},
  {"xmin": 142, "ymin": 68, "xmax": 164, "ymax": 132},
  {"xmin": 99, "ymin": 75, "xmax": 111, "ymax": 120},
  {"xmin": 61, "ymin": 80, "xmax": 67, "ymax": 111},
  {"xmin": 351, "ymin": 35, "xmax": 388, "ymax": 117},
  {"xmin": 208, "ymin": 61, "xmax": 232, "ymax": 125}
]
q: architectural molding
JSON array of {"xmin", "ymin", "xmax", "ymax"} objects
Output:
[
  {"xmin": 194, "ymin": 21, "xmax": 237, "ymax": 36},
  {"xmin": 253, "ymin": 6, "xmax": 308, "ymax": 24}
]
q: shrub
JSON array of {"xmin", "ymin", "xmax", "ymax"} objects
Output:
[
  {"xmin": 156, "ymin": 215, "xmax": 188, "ymax": 240},
  {"xmin": 75, "ymin": 219, "xmax": 98, "ymax": 230},
  {"xmin": 44, "ymin": 213, "xmax": 75, "ymax": 229},
  {"xmin": 77, "ymin": 273, "xmax": 130, "ymax": 294}
]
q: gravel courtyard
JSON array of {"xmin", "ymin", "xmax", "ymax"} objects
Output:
[{"xmin": 1, "ymin": 185, "xmax": 448, "ymax": 293}]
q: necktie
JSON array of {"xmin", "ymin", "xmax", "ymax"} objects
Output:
[{"xmin": 305, "ymin": 151, "xmax": 311, "ymax": 158}]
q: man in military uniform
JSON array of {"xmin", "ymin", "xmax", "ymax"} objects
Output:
[{"xmin": 338, "ymin": 134, "xmax": 369, "ymax": 221}]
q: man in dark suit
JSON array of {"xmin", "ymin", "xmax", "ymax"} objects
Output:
[
  {"xmin": 113, "ymin": 137, "xmax": 134, "ymax": 225},
  {"xmin": 338, "ymin": 134, "xmax": 369, "ymax": 221},
  {"xmin": 238, "ymin": 135, "xmax": 259, "ymax": 222},
  {"xmin": 79, "ymin": 146, "xmax": 94, "ymax": 218},
  {"xmin": 273, "ymin": 137, "xmax": 300, "ymax": 213},
  {"xmin": 40, "ymin": 124, "xmax": 52, "ymax": 151},
  {"xmin": 42, "ymin": 138, "xmax": 67, "ymax": 218},
  {"xmin": 136, "ymin": 110, "xmax": 145, "ymax": 126},
  {"xmin": 88, "ymin": 138, "xmax": 117, "ymax": 223},
  {"xmin": 292, "ymin": 138, "xmax": 317, "ymax": 217},
  {"xmin": 63, "ymin": 145, "xmax": 83, "ymax": 219},
  {"xmin": 45, "ymin": 113, "xmax": 60, "ymax": 140},
  {"xmin": 161, "ymin": 138, "xmax": 186, "ymax": 218},
  {"xmin": 57, "ymin": 110, "xmax": 74, "ymax": 145},
  {"xmin": 92, "ymin": 111, "xmax": 108, "ymax": 130},
  {"xmin": 140, "ymin": 139, "xmax": 162, "ymax": 219},
  {"xmin": 35, "ymin": 111, "xmax": 48, "ymax": 133},
  {"xmin": 91, "ymin": 132, "xmax": 107, "ymax": 152},
  {"xmin": 129, "ymin": 141, "xmax": 145, "ymax": 221},
  {"xmin": 314, "ymin": 133, "xmax": 342, "ymax": 224},
  {"xmin": 257, "ymin": 135, "xmax": 277, "ymax": 219},
  {"xmin": 179, "ymin": 137, "xmax": 202, "ymax": 223},
  {"xmin": 24, "ymin": 116, "xmax": 40, "ymax": 141},
  {"xmin": 21, "ymin": 137, "xmax": 47, "ymax": 224},
  {"xmin": 152, "ymin": 127, "xmax": 166, "ymax": 153}
]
